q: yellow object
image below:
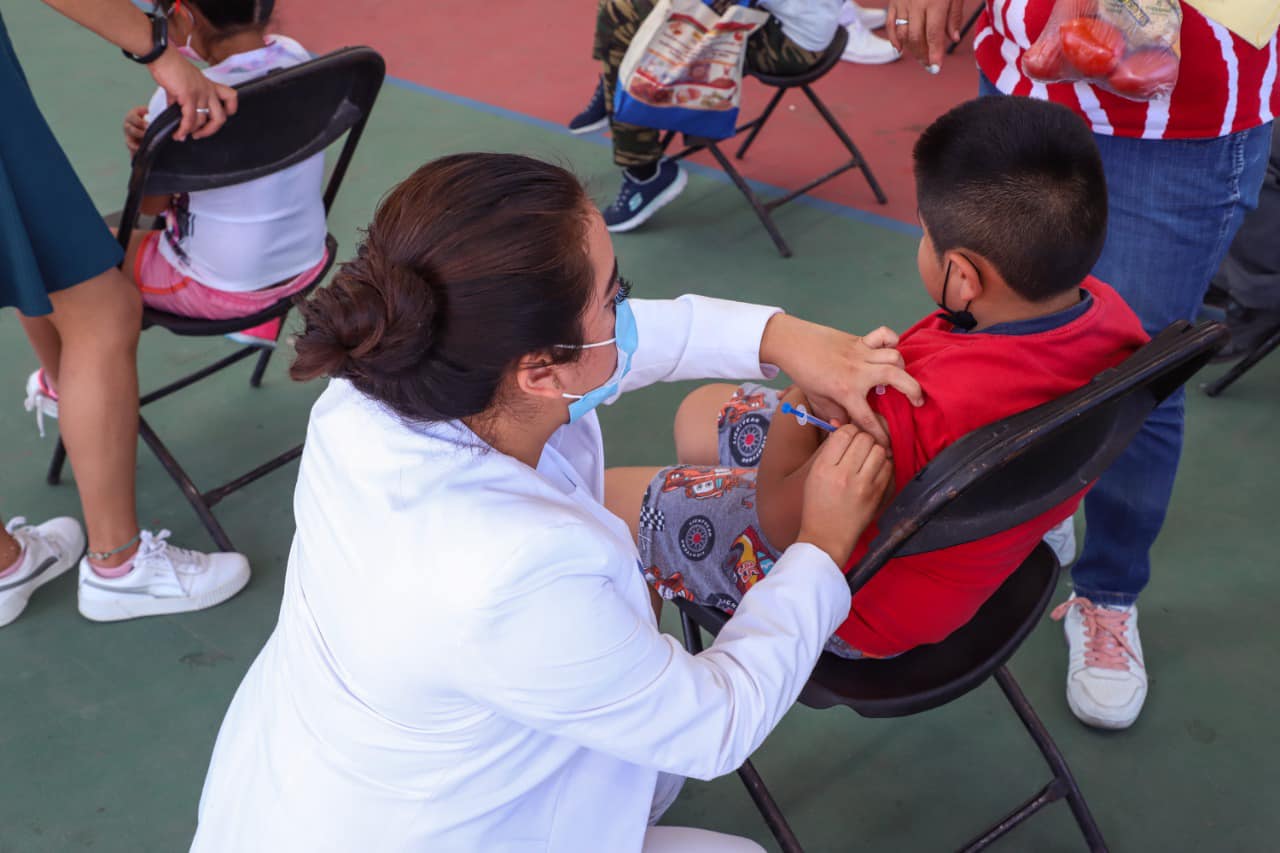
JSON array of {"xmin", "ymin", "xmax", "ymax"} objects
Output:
[{"xmin": 1186, "ymin": 0, "xmax": 1280, "ymax": 49}]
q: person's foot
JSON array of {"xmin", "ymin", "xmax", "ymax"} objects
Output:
[
  {"xmin": 603, "ymin": 160, "xmax": 688, "ymax": 233},
  {"xmin": 843, "ymin": 0, "xmax": 888, "ymax": 30},
  {"xmin": 0, "ymin": 516, "xmax": 85, "ymax": 628},
  {"xmin": 841, "ymin": 22, "xmax": 901, "ymax": 65},
  {"xmin": 225, "ymin": 318, "xmax": 283, "ymax": 349},
  {"xmin": 1052, "ymin": 595, "xmax": 1147, "ymax": 729},
  {"xmin": 568, "ymin": 77, "xmax": 609, "ymax": 135},
  {"xmin": 77, "ymin": 529, "xmax": 250, "ymax": 622},
  {"xmin": 23, "ymin": 369, "xmax": 59, "ymax": 438},
  {"xmin": 1210, "ymin": 297, "xmax": 1280, "ymax": 363},
  {"xmin": 1043, "ymin": 516, "xmax": 1077, "ymax": 567}
]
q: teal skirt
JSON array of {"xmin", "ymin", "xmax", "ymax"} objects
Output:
[{"xmin": 0, "ymin": 12, "xmax": 123, "ymax": 316}]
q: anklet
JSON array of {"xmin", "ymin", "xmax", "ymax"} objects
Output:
[{"xmin": 87, "ymin": 532, "xmax": 141, "ymax": 562}]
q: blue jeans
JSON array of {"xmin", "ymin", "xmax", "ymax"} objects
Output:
[{"xmin": 979, "ymin": 74, "xmax": 1272, "ymax": 604}]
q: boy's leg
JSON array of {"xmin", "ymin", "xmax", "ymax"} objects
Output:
[{"xmin": 674, "ymin": 383, "xmax": 740, "ymax": 465}]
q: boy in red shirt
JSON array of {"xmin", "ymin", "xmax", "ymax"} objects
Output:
[{"xmin": 633, "ymin": 96, "xmax": 1150, "ymax": 658}]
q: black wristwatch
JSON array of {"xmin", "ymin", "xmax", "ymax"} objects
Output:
[{"xmin": 122, "ymin": 2, "xmax": 168, "ymax": 65}]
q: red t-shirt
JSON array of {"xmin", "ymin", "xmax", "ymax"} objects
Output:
[
  {"xmin": 975, "ymin": 1, "xmax": 1279, "ymax": 140},
  {"xmin": 835, "ymin": 278, "xmax": 1148, "ymax": 657}
]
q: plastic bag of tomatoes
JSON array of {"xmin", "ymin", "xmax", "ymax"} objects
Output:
[{"xmin": 1022, "ymin": 0, "xmax": 1182, "ymax": 101}]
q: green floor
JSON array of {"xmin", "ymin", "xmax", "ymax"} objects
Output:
[{"xmin": 3, "ymin": 7, "xmax": 1279, "ymax": 852}]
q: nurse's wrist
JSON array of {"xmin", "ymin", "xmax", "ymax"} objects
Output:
[{"xmin": 757, "ymin": 311, "xmax": 799, "ymax": 373}]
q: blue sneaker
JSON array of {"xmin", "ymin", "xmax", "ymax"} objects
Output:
[
  {"xmin": 568, "ymin": 77, "xmax": 609, "ymax": 135},
  {"xmin": 602, "ymin": 160, "xmax": 689, "ymax": 233}
]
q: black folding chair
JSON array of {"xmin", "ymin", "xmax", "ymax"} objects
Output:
[
  {"xmin": 948, "ymin": 5, "xmax": 987, "ymax": 55},
  {"xmin": 1203, "ymin": 320, "xmax": 1280, "ymax": 396},
  {"xmin": 663, "ymin": 26, "xmax": 887, "ymax": 258},
  {"xmin": 46, "ymin": 47, "xmax": 386, "ymax": 552},
  {"xmin": 675, "ymin": 320, "xmax": 1228, "ymax": 852}
]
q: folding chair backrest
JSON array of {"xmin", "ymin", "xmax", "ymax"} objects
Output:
[
  {"xmin": 847, "ymin": 320, "xmax": 1227, "ymax": 595},
  {"xmin": 118, "ymin": 46, "xmax": 385, "ymax": 247}
]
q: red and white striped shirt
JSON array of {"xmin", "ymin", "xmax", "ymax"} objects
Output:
[{"xmin": 975, "ymin": 1, "xmax": 1280, "ymax": 139}]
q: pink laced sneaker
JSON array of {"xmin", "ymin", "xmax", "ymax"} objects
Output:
[{"xmin": 1051, "ymin": 595, "xmax": 1148, "ymax": 730}]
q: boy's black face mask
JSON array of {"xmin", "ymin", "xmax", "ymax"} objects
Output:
[{"xmin": 937, "ymin": 259, "xmax": 978, "ymax": 331}]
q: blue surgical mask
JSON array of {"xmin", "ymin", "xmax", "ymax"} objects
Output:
[{"xmin": 560, "ymin": 297, "xmax": 637, "ymax": 424}]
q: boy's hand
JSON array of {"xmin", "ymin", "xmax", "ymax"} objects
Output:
[
  {"xmin": 796, "ymin": 426, "xmax": 895, "ymax": 567},
  {"xmin": 759, "ymin": 315, "xmax": 924, "ymax": 447},
  {"xmin": 123, "ymin": 106, "xmax": 148, "ymax": 155}
]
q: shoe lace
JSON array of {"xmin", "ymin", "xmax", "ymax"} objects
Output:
[
  {"xmin": 608, "ymin": 179, "xmax": 639, "ymax": 213},
  {"xmin": 136, "ymin": 529, "xmax": 203, "ymax": 576},
  {"xmin": 589, "ymin": 77, "xmax": 605, "ymax": 111},
  {"xmin": 4, "ymin": 517, "xmax": 26, "ymax": 535},
  {"xmin": 23, "ymin": 383, "xmax": 49, "ymax": 439},
  {"xmin": 1051, "ymin": 597, "xmax": 1138, "ymax": 671}
]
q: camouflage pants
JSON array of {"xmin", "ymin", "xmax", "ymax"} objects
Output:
[{"xmin": 593, "ymin": 0, "xmax": 825, "ymax": 168}]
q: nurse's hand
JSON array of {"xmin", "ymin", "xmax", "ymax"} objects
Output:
[
  {"xmin": 148, "ymin": 48, "xmax": 238, "ymax": 141},
  {"xmin": 886, "ymin": 0, "xmax": 968, "ymax": 70},
  {"xmin": 797, "ymin": 426, "xmax": 896, "ymax": 567},
  {"xmin": 759, "ymin": 314, "xmax": 923, "ymax": 447}
]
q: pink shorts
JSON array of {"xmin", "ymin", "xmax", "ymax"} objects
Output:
[{"xmin": 133, "ymin": 231, "xmax": 326, "ymax": 320}]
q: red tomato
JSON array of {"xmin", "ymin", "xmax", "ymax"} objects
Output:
[
  {"xmin": 1023, "ymin": 35, "xmax": 1066, "ymax": 80},
  {"xmin": 1107, "ymin": 49, "xmax": 1179, "ymax": 99},
  {"xmin": 1059, "ymin": 17, "xmax": 1125, "ymax": 77}
]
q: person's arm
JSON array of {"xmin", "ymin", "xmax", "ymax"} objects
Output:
[
  {"xmin": 756, "ymin": 387, "xmax": 824, "ymax": 550},
  {"xmin": 42, "ymin": 0, "xmax": 237, "ymax": 139},
  {"xmin": 758, "ymin": 315, "xmax": 922, "ymax": 446},
  {"xmin": 620, "ymin": 297, "xmax": 922, "ymax": 446},
  {"xmin": 455, "ymin": 429, "xmax": 890, "ymax": 781}
]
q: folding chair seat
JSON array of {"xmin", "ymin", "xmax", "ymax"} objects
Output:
[
  {"xmin": 675, "ymin": 320, "xmax": 1229, "ymax": 852},
  {"xmin": 46, "ymin": 47, "xmax": 386, "ymax": 552},
  {"xmin": 664, "ymin": 25, "xmax": 887, "ymax": 258}
]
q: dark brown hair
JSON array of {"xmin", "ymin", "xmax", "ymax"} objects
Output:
[
  {"xmin": 291, "ymin": 153, "xmax": 596, "ymax": 423},
  {"xmin": 914, "ymin": 96, "xmax": 1107, "ymax": 302}
]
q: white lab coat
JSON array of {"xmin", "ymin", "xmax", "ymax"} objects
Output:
[{"xmin": 191, "ymin": 295, "xmax": 851, "ymax": 852}]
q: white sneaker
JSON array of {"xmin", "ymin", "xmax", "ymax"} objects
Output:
[
  {"xmin": 23, "ymin": 369, "xmax": 58, "ymax": 438},
  {"xmin": 77, "ymin": 529, "xmax": 250, "ymax": 622},
  {"xmin": 0, "ymin": 516, "xmax": 85, "ymax": 627},
  {"xmin": 1052, "ymin": 595, "xmax": 1147, "ymax": 730},
  {"xmin": 843, "ymin": 1, "xmax": 889, "ymax": 30},
  {"xmin": 841, "ymin": 21, "xmax": 902, "ymax": 65},
  {"xmin": 1043, "ymin": 516, "xmax": 1077, "ymax": 567}
]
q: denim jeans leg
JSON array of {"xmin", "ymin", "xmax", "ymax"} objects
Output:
[{"xmin": 1074, "ymin": 125, "xmax": 1272, "ymax": 605}]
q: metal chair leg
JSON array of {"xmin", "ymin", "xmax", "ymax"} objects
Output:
[
  {"xmin": 948, "ymin": 5, "xmax": 985, "ymax": 55},
  {"xmin": 704, "ymin": 143, "xmax": 794, "ymax": 258},
  {"xmin": 138, "ymin": 416, "xmax": 235, "ymax": 552},
  {"xmin": 990, "ymin": 666, "xmax": 1108, "ymax": 852},
  {"xmin": 1203, "ymin": 322, "xmax": 1280, "ymax": 397},
  {"xmin": 736, "ymin": 88, "xmax": 786, "ymax": 160},
  {"xmin": 678, "ymin": 610, "xmax": 805, "ymax": 852},
  {"xmin": 47, "ymin": 437, "xmax": 68, "ymax": 486},
  {"xmin": 800, "ymin": 85, "xmax": 888, "ymax": 204},
  {"xmin": 250, "ymin": 348, "xmax": 274, "ymax": 388}
]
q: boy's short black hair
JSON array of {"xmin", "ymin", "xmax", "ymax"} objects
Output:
[{"xmin": 913, "ymin": 96, "xmax": 1107, "ymax": 302}]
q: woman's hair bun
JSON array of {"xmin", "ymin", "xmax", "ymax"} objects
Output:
[{"xmin": 291, "ymin": 237, "xmax": 439, "ymax": 385}]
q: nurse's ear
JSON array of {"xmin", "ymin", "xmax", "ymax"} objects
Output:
[{"xmin": 513, "ymin": 354, "xmax": 569, "ymax": 401}]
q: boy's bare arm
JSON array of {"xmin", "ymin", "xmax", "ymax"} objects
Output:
[
  {"xmin": 757, "ymin": 388, "xmax": 824, "ymax": 550},
  {"xmin": 758, "ymin": 388, "xmax": 894, "ymax": 552}
]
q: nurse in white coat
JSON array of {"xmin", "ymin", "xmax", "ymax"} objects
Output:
[{"xmin": 192, "ymin": 154, "xmax": 919, "ymax": 852}]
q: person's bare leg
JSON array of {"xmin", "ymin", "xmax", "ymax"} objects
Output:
[
  {"xmin": 604, "ymin": 465, "xmax": 665, "ymax": 621},
  {"xmin": 673, "ymin": 382, "xmax": 736, "ymax": 465},
  {"xmin": 45, "ymin": 266, "xmax": 143, "ymax": 568},
  {"xmin": 17, "ymin": 315, "xmax": 62, "ymax": 390}
]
